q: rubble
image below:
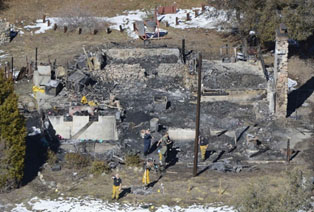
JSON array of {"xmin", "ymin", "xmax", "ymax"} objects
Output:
[
  {"xmin": 22, "ymin": 38, "xmax": 312, "ymax": 176},
  {"xmin": 131, "ymin": 186, "xmax": 153, "ymax": 195}
]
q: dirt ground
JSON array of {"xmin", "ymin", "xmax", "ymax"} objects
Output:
[
  {"xmin": 0, "ymin": 0, "xmax": 313, "ymax": 209},
  {"xmin": 1, "ymin": 0, "xmax": 208, "ymax": 22},
  {"xmin": 0, "ymin": 0, "xmax": 235, "ymax": 68},
  {"xmin": 0, "ymin": 159, "xmax": 310, "ymax": 208},
  {"xmin": 2, "ymin": 27, "xmax": 231, "ymax": 69}
]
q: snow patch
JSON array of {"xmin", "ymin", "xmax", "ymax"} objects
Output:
[
  {"xmin": 288, "ymin": 78, "xmax": 298, "ymax": 92},
  {"xmin": 23, "ymin": 6, "xmax": 230, "ymax": 38},
  {"xmin": 102, "ymin": 10, "xmax": 147, "ymax": 39},
  {"xmin": 159, "ymin": 6, "xmax": 231, "ymax": 30},
  {"xmin": 0, "ymin": 49, "xmax": 9, "ymax": 59},
  {"xmin": 0, "ymin": 54, "xmax": 8, "ymax": 58},
  {"xmin": 11, "ymin": 197, "xmax": 236, "ymax": 212},
  {"xmin": 28, "ymin": 126, "xmax": 41, "ymax": 136},
  {"xmin": 24, "ymin": 18, "xmax": 60, "ymax": 34}
]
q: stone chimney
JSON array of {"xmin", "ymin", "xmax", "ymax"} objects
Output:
[
  {"xmin": 0, "ymin": 20, "xmax": 11, "ymax": 45},
  {"xmin": 274, "ymin": 23, "xmax": 289, "ymax": 118}
]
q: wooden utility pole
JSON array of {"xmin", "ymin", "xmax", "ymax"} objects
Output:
[
  {"xmin": 286, "ymin": 139, "xmax": 290, "ymax": 163},
  {"xmin": 193, "ymin": 52, "xmax": 202, "ymax": 177},
  {"xmin": 11, "ymin": 57, "xmax": 14, "ymax": 79},
  {"xmin": 35, "ymin": 48, "xmax": 38, "ymax": 71},
  {"xmin": 182, "ymin": 39, "xmax": 186, "ymax": 64}
]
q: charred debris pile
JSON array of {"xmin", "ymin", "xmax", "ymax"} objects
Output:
[{"xmin": 25, "ymin": 43, "xmax": 310, "ymax": 173}]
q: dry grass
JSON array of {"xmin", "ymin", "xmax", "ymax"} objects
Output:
[
  {"xmin": 0, "ymin": 0, "xmax": 236, "ymax": 70},
  {"xmin": 0, "ymin": 163, "xmax": 304, "ymax": 208},
  {"xmin": 4, "ymin": 18, "xmax": 233, "ymax": 69},
  {"xmin": 1, "ymin": 0, "xmax": 207, "ymax": 22},
  {"xmin": 288, "ymin": 56, "xmax": 314, "ymax": 85},
  {"xmin": 0, "ymin": 0, "xmax": 312, "ymax": 209}
]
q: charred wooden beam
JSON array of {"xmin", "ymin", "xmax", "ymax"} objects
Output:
[{"xmin": 193, "ymin": 52, "xmax": 202, "ymax": 177}]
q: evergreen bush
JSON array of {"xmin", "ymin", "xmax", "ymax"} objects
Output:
[{"xmin": 0, "ymin": 70, "xmax": 26, "ymax": 191}]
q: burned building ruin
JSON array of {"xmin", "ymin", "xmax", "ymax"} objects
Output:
[{"xmin": 28, "ymin": 24, "xmax": 312, "ymax": 170}]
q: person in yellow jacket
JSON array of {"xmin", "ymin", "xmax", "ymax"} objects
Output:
[
  {"xmin": 112, "ymin": 174, "xmax": 122, "ymax": 200},
  {"xmin": 142, "ymin": 159, "xmax": 154, "ymax": 187},
  {"xmin": 199, "ymin": 136, "xmax": 209, "ymax": 161}
]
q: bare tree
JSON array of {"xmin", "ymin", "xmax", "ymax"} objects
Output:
[{"xmin": 54, "ymin": 3, "xmax": 108, "ymax": 31}]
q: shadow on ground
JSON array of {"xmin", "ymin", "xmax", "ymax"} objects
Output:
[
  {"xmin": 165, "ymin": 146, "xmax": 179, "ymax": 169},
  {"xmin": 119, "ymin": 187, "xmax": 131, "ymax": 199},
  {"xmin": 22, "ymin": 135, "xmax": 48, "ymax": 185},
  {"xmin": 287, "ymin": 76, "xmax": 314, "ymax": 117},
  {"xmin": 22, "ymin": 119, "xmax": 60, "ymax": 185},
  {"xmin": 148, "ymin": 175, "xmax": 162, "ymax": 188}
]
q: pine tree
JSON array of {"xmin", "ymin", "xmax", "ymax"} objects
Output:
[
  {"xmin": 212, "ymin": 0, "xmax": 314, "ymax": 45},
  {"xmin": 0, "ymin": 69, "xmax": 26, "ymax": 191}
]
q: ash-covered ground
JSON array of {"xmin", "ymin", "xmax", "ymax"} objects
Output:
[{"xmin": 24, "ymin": 44, "xmax": 313, "ymax": 174}]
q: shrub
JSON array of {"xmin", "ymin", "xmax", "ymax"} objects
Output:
[
  {"xmin": 55, "ymin": 4, "xmax": 108, "ymax": 30},
  {"xmin": 46, "ymin": 149, "xmax": 57, "ymax": 166},
  {"xmin": 65, "ymin": 153, "xmax": 91, "ymax": 169},
  {"xmin": 91, "ymin": 160, "xmax": 110, "ymax": 175},
  {"xmin": 125, "ymin": 153, "xmax": 141, "ymax": 167},
  {"xmin": 235, "ymin": 168, "xmax": 313, "ymax": 212}
]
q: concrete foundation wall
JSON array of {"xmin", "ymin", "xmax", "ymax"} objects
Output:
[
  {"xmin": 33, "ymin": 66, "xmax": 52, "ymax": 86},
  {"xmin": 82, "ymin": 116, "xmax": 118, "ymax": 140},
  {"xmin": 168, "ymin": 128, "xmax": 195, "ymax": 141},
  {"xmin": 49, "ymin": 116, "xmax": 73, "ymax": 138},
  {"xmin": 72, "ymin": 116, "xmax": 89, "ymax": 136},
  {"xmin": 48, "ymin": 115, "xmax": 118, "ymax": 140},
  {"xmin": 33, "ymin": 71, "xmax": 51, "ymax": 87}
]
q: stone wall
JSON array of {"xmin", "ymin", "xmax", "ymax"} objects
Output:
[
  {"xmin": 93, "ymin": 47, "xmax": 196, "ymax": 89},
  {"xmin": 101, "ymin": 64, "xmax": 146, "ymax": 82},
  {"xmin": 104, "ymin": 48, "xmax": 181, "ymax": 61}
]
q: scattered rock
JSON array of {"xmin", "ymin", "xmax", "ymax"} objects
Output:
[
  {"xmin": 50, "ymin": 181, "xmax": 56, "ymax": 187},
  {"xmin": 51, "ymin": 164, "xmax": 61, "ymax": 171}
]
